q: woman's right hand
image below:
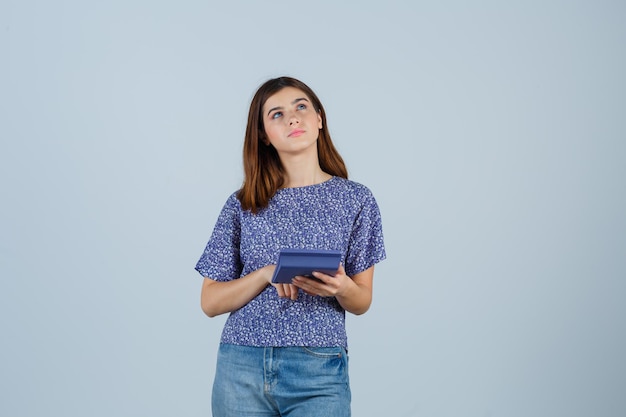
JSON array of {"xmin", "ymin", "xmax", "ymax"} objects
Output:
[
  {"xmin": 201, "ymin": 264, "xmax": 300, "ymax": 317},
  {"xmin": 272, "ymin": 282, "xmax": 299, "ymax": 300},
  {"xmin": 262, "ymin": 264, "xmax": 299, "ymax": 301}
]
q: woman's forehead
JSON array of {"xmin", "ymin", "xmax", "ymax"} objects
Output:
[{"xmin": 264, "ymin": 87, "xmax": 310, "ymax": 109}]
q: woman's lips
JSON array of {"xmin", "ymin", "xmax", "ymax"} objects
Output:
[{"xmin": 288, "ymin": 129, "xmax": 305, "ymax": 137}]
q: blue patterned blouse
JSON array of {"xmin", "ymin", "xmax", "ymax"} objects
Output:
[{"xmin": 195, "ymin": 176, "xmax": 386, "ymax": 348}]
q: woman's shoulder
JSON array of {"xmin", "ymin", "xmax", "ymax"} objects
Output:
[
  {"xmin": 217, "ymin": 190, "xmax": 243, "ymax": 213},
  {"xmin": 330, "ymin": 176, "xmax": 375, "ymax": 198}
]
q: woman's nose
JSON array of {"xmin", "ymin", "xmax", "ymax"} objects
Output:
[{"xmin": 288, "ymin": 114, "xmax": 299, "ymax": 125}]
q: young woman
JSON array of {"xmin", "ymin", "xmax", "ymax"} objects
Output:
[{"xmin": 195, "ymin": 76, "xmax": 386, "ymax": 416}]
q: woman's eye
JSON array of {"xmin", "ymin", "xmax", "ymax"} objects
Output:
[
  {"xmin": 271, "ymin": 111, "xmax": 283, "ymax": 119},
  {"xmin": 297, "ymin": 103, "xmax": 307, "ymax": 110}
]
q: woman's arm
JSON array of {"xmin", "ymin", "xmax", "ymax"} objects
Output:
[
  {"xmin": 292, "ymin": 265, "xmax": 374, "ymax": 315},
  {"xmin": 200, "ymin": 265, "xmax": 300, "ymax": 317},
  {"xmin": 200, "ymin": 266, "xmax": 271, "ymax": 317}
]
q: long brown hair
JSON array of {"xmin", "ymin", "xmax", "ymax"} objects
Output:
[{"xmin": 237, "ymin": 77, "xmax": 348, "ymax": 213}]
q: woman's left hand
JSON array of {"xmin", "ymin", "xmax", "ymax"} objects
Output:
[{"xmin": 292, "ymin": 264, "xmax": 351, "ymax": 298}]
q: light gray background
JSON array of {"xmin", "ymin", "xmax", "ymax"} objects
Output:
[{"xmin": 1, "ymin": 1, "xmax": 625, "ymax": 416}]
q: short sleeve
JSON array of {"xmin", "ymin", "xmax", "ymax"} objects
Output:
[
  {"xmin": 344, "ymin": 189, "xmax": 386, "ymax": 276},
  {"xmin": 195, "ymin": 193, "xmax": 243, "ymax": 281}
]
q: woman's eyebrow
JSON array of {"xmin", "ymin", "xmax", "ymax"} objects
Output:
[{"xmin": 266, "ymin": 97, "xmax": 310, "ymax": 116}]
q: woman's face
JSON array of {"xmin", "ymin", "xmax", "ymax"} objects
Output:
[{"xmin": 261, "ymin": 87, "xmax": 323, "ymax": 156}]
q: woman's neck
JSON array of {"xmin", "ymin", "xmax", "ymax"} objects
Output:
[
  {"xmin": 280, "ymin": 155, "xmax": 330, "ymax": 188},
  {"xmin": 283, "ymin": 169, "xmax": 331, "ymax": 188}
]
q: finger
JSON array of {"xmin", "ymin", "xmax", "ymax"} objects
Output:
[
  {"xmin": 294, "ymin": 275, "xmax": 321, "ymax": 290},
  {"xmin": 274, "ymin": 284, "xmax": 286, "ymax": 298},
  {"xmin": 282, "ymin": 284, "xmax": 293, "ymax": 299},
  {"xmin": 289, "ymin": 284, "xmax": 299, "ymax": 300},
  {"xmin": 310, "ymin": 271, "xmax": 327, "ymax": 283}
]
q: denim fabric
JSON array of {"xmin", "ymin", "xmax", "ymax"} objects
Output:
[{"xmin": 212, "ymin": 343, "xmax": 351, "ymax": 417}]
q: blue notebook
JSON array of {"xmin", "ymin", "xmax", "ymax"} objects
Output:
[{"xmin": 271, "ymin": 249, "xmax": 342, "ymax": 284}]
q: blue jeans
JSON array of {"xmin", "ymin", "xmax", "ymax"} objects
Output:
[{"xmin": 212, "ymin": 343, "xmax": 351, "ymax": 417}]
